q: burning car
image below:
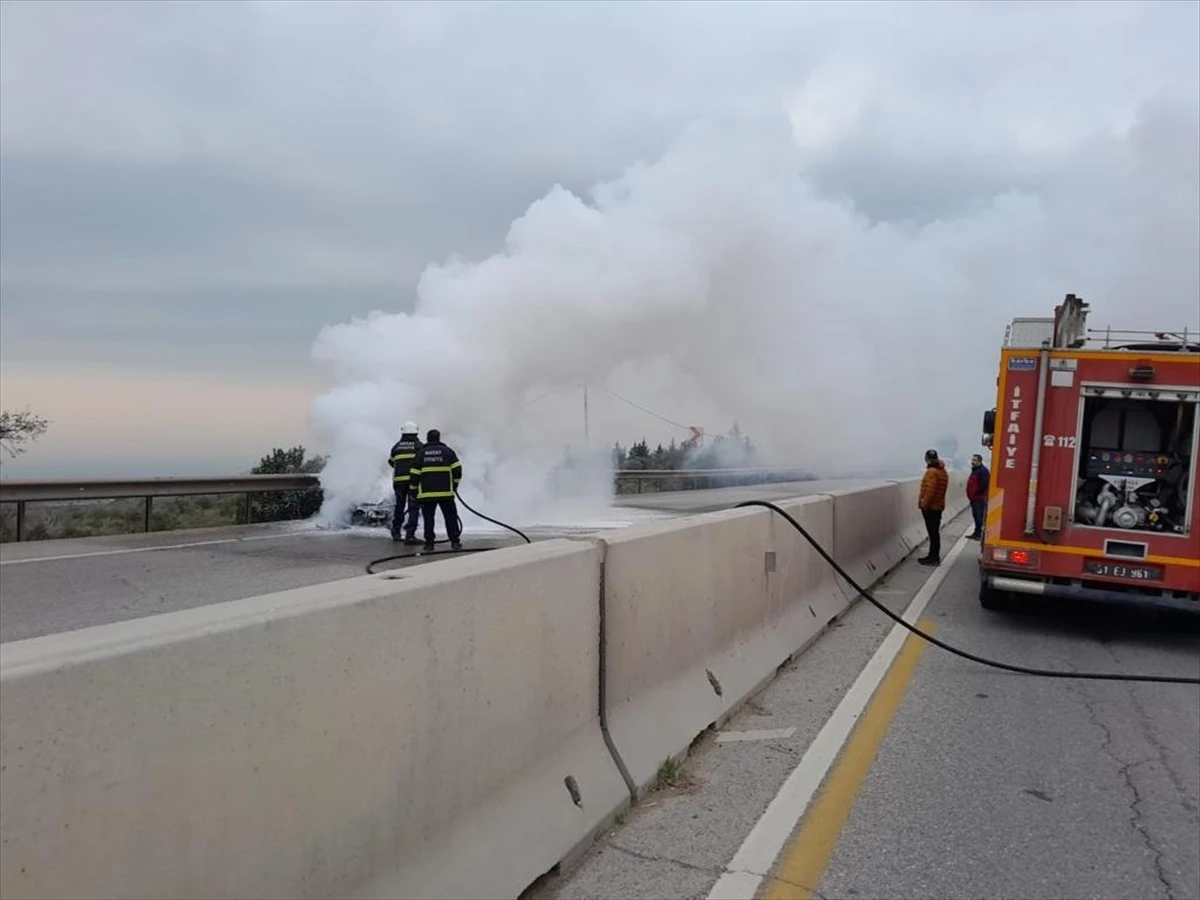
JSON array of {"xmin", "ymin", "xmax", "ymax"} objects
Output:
[{"xmin": 349, "ymin": 500, "xmax": 394, "ymax": 529}]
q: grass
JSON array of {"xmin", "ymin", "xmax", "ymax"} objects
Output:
[{"xmin": 654, "ymin": 756, "xmax": 684, "ymax": 790}]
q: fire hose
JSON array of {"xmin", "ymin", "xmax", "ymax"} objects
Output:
[
  {"xmin": 736, "ymin": 499, "xmax": 1200, "ymax": 686},
  {"xmin": 366, "ymin": 493, "xmax": 1198, "ymax": 685},
  {"xmin": 364, "ymin": 489, "xmax": 531, "ymax": 574}
]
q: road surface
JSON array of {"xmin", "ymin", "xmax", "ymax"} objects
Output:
[
  {"xmin": 531, "ymin": 511, "xmax": 1200, "ymax": 900},
  {"xmin": 0, "ymin": 479, "xmax": 860, "ymax": 643}
]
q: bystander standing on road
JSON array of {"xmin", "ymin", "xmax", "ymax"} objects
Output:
[
  {"xmin": 966, "ymin": 452, "xmax": 989, "ymax": 540},
  {"xmin": 917, "ymin": 448, "xmax": 949, "ymax": 565}
]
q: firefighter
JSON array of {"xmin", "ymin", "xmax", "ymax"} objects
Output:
[
  {"xmin": 917, "ymin": 448, "xmax": 949, "ymax": 566},
  {"xmin": 410, "ymin": 428, "xmax": 463, "ymax": 551},
  {"xmin": 388, "ymin": 421, "xmax": 423, "ymax": 544}
]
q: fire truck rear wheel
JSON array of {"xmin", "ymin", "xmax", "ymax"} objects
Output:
[{"xmin": 979, "ymin": 579, "xmax": 1008, "ymax": 611}]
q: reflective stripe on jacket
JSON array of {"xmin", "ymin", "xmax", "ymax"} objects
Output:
[
  {"xmin": 411, "ymin": 441, "xmax": 462, "ymax": 499},
  {"xmin": 389, "ymin": 437, "xmax": 423, "ymax": 482}
]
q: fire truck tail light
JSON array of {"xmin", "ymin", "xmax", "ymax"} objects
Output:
[{"xmin": 992, "ymin": 547, "xmax": 1041, "ymax": 567}]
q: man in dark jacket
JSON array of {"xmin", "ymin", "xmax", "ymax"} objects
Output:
[
  {"xmin": 966, "ymin": 453, "xmax": 990, "ymax": 541},
  {"xmin": 918, "ymin": 449, "xmax": 950, "ymax": 566},
  {"xmin": 388, "ymin": 421, "xmax": 423, "ymax": 543},
  {"xmin": 411, "ymin": 428, "xmax": 463, "ymax": 551}
]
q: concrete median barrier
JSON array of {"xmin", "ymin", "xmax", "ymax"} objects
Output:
[
  {"xmin": 0, "ymin": 540, "xmax": 626, "ymax": 900},
  {"xmin": 827, "ymin": 482, "xmax": 909, "ymax": 590},
  {"xmin": 829, "ymin": 475, "xmax": 970, "ymax": 594},
  {"xmin": 598, "ymin": 496, "xmax": 844, "ymax": 791},
  {"xmin": 766, "ymin": 495, "xmax": 847, "ymax": 631},
  {"xmin": 595, "ymin": 479, "xmax": 972, "ymax": 794},
  {"xmin": 1, "ymin": 478, "xmax": 973, "ymax": 900}
]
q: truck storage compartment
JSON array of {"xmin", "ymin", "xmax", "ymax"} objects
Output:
[{"xmin": 1071, "ymin": 386, "xmax": 1197, "ymax": 536}]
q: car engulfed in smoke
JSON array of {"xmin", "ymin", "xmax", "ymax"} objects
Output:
[{"xmin": 349, "ymin": 499, "xmax": 394, "ymax": 529}]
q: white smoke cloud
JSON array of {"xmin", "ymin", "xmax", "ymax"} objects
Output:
[{"xmin": 308, "ymin": 98, "xmax": 1199, "ymax": 527}]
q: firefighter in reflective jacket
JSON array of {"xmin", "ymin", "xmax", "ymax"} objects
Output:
[
  {"xmin": 410, "ymin": 428, "xmax": 463, "ymax": 550},
  {"xmin": 388, "ymin": 421, "xmax": 423, "ymax": 543}
]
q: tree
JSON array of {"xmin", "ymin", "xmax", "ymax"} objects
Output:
[
  {"xmin": 612, "ymin": 441, "xmax": 628, "ymax": 469},
  {"xmin": 252, "ymin": 446, "xmax": 328, "ymax": 475},
  {"xmin": 624, "ymin": 438, "xmax": 652, "ymax": 470},
  {"xmin": 0, "ymin": 407, "xmax": 50, "ymax": 460},
  {"xmin": 250, "ymin": 445, "xmax": 327, "ymax": 521}
]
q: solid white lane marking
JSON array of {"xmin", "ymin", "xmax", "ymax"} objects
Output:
[
  {"xmin": 716, "ymin": 728, "xmax": 797, "ymax": 744},
  {"xmin": 0, "ymin": 530, "xmax": 328, "ymax": 566},
  {"xmin": 706, "ymin": 529, "xmax": 971, "ymax": 900}
]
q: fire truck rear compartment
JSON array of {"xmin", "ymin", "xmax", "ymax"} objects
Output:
[{"xmin": 1071, "ymin": 389, "xmax": 1196, "ymax": 537}]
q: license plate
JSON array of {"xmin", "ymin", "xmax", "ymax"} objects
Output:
[{"xmin": 1084, "ymin": 559, "xmax": 1164, "ymax": 582}]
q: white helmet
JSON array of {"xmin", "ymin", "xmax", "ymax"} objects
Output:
[{"xmin": 402, "ymin": 420, "xmax": 418, "ymax": 434}]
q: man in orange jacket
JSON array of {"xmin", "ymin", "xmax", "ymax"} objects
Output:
[{"xmin": 918, "ymin": 448, "xmax": 950, "ymax": 566}]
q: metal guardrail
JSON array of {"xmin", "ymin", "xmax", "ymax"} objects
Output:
[
  {"xmin": 613, "ymin": 467, "xmax": 815, "ymax": 494},
  {"xmin": 0, "ymin": 475, "xmax": 320, "ymax": 542},
  {"xmin": 0, "ymin": 468, "xmax": 816, "ymax": 542}
]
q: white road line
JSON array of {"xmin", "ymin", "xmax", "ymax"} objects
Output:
[
  {"xmin": 716, "ymin": 728, "xmax": 798, "ymax": 744},
  {"xmin": 706, "ymin": 528, "xmax": 972, "ymax": 900},
  {"xmin": 0, "ymin": 530, "xmax": 327, "ymax": 566}
]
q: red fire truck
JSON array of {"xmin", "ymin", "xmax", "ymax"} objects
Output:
[{"xmin": 978, "ymin": 293, "xmax": 1199, "ymax": 613}]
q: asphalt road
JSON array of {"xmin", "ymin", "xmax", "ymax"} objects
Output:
[
  {"xmin": 532, "ymin": 511, "xmax": 1200, "ymax": 900},
  {"xmin": 0, "ymin": 479, "xmax": 860, "ymax": 643}
]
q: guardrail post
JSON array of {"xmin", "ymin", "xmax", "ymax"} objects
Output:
[
  {"xmin": 245, "ymin": 492, "xmax": 253, "ymax": 524},
  {"xmin": 143, "ymin": 496, "xmax": 153, "ymax": 533},
  {"xmin": 16, "ymin": 501, "xmax": 25, "ymax": 542}
]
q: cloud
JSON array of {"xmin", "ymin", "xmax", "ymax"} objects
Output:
[
  {"xmin": 0, "ymin": 367, "xmax": 325, "ymax": 478},
  {"xmin": 0, "ymin": 0, "xmax": 1197, "ymax": 477}
]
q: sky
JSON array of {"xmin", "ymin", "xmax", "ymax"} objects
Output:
[{"xmin": 1, "ymin": 0, "xmax": 1198, "ymax": 484}]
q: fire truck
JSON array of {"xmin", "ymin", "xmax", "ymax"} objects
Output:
[{"xmin": 978, "ymin": 293, "xmax": 1199, "ymax": 614}]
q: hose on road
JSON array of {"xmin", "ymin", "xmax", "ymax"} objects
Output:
[
  {"xmin": 365, "ymin": 490, "xmax": 1197, "ymax": 684},
  {"xmin": 737, "ymin": 499, "xmax": 1200, "ymax": 686},
  {"xmin": 365, "ymin": 490, "xmax": 531, "ymax": 575}
]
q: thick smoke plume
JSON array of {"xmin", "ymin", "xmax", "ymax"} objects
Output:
[{"xmin": 309, "ymin": 102, "xmax": 1199, "ymax": 526}]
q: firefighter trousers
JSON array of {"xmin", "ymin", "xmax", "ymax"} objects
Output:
[
  {"xmin": 421, "ymin": 496, "xmax": 461, "ymax": 545},
  {"xmin": 392, "ymin": 484, "xmax": 420, "ymax": 537}
]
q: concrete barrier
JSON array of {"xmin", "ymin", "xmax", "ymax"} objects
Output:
[
  {"xmin": 829, "ymin": 474, "xmax": 969, "ymax": 595},
  {"xmin": 1, "ymin": 477, "xmax": 972, "ymax": 900},
  {"xmin": 599, "ymin": 495, "xmax": 844, "ymax": 791},
  {"xmin": 827, "ymin": 482, "xmax": 909, "ymax": 590},
  {"xmin": 0, "ymin": 540, "xmax": 626, "ymax": 900},
  {"xmin": 597, "ymin": 477, "xmax": 970, "ymax": 793}
]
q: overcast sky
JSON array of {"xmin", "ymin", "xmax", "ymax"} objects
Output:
[{"xmin": 1, "ymin": 0, "xmax": 1198, "ymax": 478}]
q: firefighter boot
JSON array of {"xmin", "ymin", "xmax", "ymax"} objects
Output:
[{"xmin": 404, "ymin": 530, "xmax": 419, "ymax": 546}]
